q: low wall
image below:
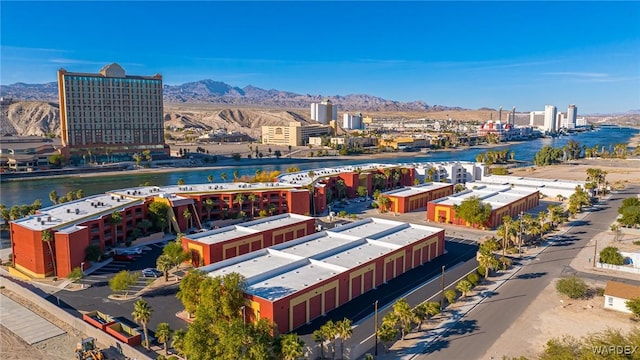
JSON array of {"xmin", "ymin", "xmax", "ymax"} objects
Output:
[
  {"xmin": 0, "ymin": 276, "xmax": 151, "ymax": 360},
  {"xmin": 597, "ymin": 262, "xmax": 640, "ymax": 274}
]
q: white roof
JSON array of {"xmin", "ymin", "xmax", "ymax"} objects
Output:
[
  {"xmin": 200, "ymin": 218, "xmax": 443, "ymax": 302},
  {"xmin": 12, "ymin": 194, "xmax": 142, "ymax": 231},
  {"xmin": 185, "ymin": 213, "xmax": 313, "ymax": 245},
  {"xmin": 430, "ymin": 184, "xmax": 538, "ymax": 209},
  {"xmin": 479, "ymin": 175, "xmax": 586, "ymax": 190},
  {"xmin": 383, "ymin": 182, "xmax": 451, "ymax": 198}
]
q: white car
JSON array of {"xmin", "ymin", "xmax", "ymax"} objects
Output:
[{"xmin": 116, "ymin": 247, "xmax": 142, "ymax": 255}]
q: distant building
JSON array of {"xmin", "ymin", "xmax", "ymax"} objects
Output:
[
  {"xmin": 544, "ymin": 105, "xmax": 557, "ymax": 133},
  {"xmin": 530, "ymin": 111, "xmax": 545, "ymax": 128},
  {"xmin": 57, "ymin": 63, "xmax": 168, "ymax": 162},
  {"xmin": 261, "ymin": 122, "xmax": 331, "ymax": 146},
  {"xmin": 0, "ymin": 136, "xmax": 62, "ymax": 172},
  {"xmin": 310, "ymin": 100, "xmax": 338, "ymax": 124},
  {"xmin": 343, "ymin": 112, "xmax": 363, "ymax": 130},
  {"xmin": 564, "ymin": 105, "xmax": 577, "ymax": 129}
]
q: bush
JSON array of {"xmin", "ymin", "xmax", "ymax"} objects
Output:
[
  {"xmin": 633, "ymin": 240, "xmax": 640, "ymax": 246},
  {"xmin": 596, "ymin": 287, "xmax": 605, "ymax": 297},
  {"xmin": 555, "ymin": 276, "xmax": 588, "ymax": 299},
  {"xmin": 85, "ymin": 245, "xmax": 101, "ymax": 262},
  {"xmin": 67, "ymin": 267, "xmax": 84, "ymax": 281},
  {"xmin": 499, "ymin": 256, "xmax": 512, "ymax": 270},
  {"xmin": 444, "ymin": 289, "xmax": 458, "ymax": 304},
  {"xmin": 599, "ymin": 246, "xmax": 624, "ymax": 265},
  {"xmin": 467, "ymin": 272, "xmax": 480, "ymax": 286}
]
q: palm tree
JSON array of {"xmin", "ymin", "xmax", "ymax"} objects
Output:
[
  {"xmin": 41, "ymin": 230, "xmax": 56, "ymax": 277},
  {"xmin": 233, "ymin": 170, "xmax": 239, "ymax": 182},
  {"xmin": 336, "ymin": 318, "xmax": 353, "ymax": 359},
  {"xmin": 207, "ymin": 174, "xmax": 213, "ymax": 183},
  {"xmin": 393, "ymin": 298, "xmax": 415, "ymax": 340},
  {"xmin": 132, "ymin": 299, "xmax": 153, "ymax": 350},
  {"xmin": 220, "ymin": 172, "xmax": 227, "ymax": 182},
  {"xmin": 137, "ymin": 219, "xmax": 152, "ymax": 235},
  {"xmin": 204, "ymin": 199, "xmax": 214, "ymax": 220},
  {"xmin": 156, "ymin": 254, "xmax": 173, "ymax": 281},
  {"xmin": 478, "ymin": 252, "xmax": 498, "ymax": 279},
  {"xmin": 49, "ymin": 190, "xmax": 58, "ymax": 205},
  {"xmin": 280, "ymin": 333, "xmax": 305, "ymax": 360},
  {"xmin": 234, "ymin": 194, "xmax": 245, "ymax": 218},
  {"xmin": 247, "ymin": 194, "xmax": 257, "ymax": 218},
  {"xmin": 183, "ymin": 209, "xmax": 192, "ymax": 230},
  {"xmin": 177, "ymin": 178, "xmax": 185, "ymax": 186},
  {"xmin": 110, "ymin": 211, "xmax": 123, "ymax": 243},
  {"xmin": 312, "ymin": 328, "xmax": 327, "ymax": 359},
  {"xmin": 172, "ymin": 329, "xmax": 186, "ymax": 358},
  {"xmin": 155, "ymin": 322, "xmax": 172, "ymax": 355}
]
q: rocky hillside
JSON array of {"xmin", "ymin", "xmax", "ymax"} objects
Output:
[
  {"xmin": 1, "ymin": 79, "xmax": 456, "ymax": 112},
  {"xmin": 0, "ymin": 101, "xmax": 312, "ymax": 137}
]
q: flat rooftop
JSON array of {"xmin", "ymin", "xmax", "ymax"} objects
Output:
[
  {"xmin": 383, "ymin": 182, "xmax": 451, "ymax": 198},
  {"xmin": 480, "ymin": 175, "xmax": 585, "ymax": 189},
  {"xmin": 430, "ymin": 184, "xmax": 538, "ymax": 209},
  {"xmin": 13, "ymin": 194, "xmax": 142, "ymax": 231},
  {"xmin": 200, "ymin": 217, "xmax": 444, "ymax": 302},
  {"xmin": 185, "ymin": 213, "xmax": 313, "ymax": 245}
]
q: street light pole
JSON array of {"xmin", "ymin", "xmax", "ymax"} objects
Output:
[
  {"xmin": 374, "ymin": 300, "xmax": 379, "ymax": 356},
  {"xmin": 440, "ymin": 265, "xmax": 445, "ymax": 310},
  {"xmin": 518, "ymin": 211, "xmax": 523, "ymax": 258},
  {"xmin": 593, "ymin": 239, "xmax": 598, "ymax": 267}
]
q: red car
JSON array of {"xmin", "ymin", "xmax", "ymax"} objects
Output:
[{"xmin": 113, "ymin": 254, "xmax": 135, "ymax": 262}]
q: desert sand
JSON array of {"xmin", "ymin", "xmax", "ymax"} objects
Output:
[{"xmin": 509, "ymin": 158, "xmax": 640, "ymax": 184}]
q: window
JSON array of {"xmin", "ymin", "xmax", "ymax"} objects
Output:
[{"xmin": 607, "ymin": 296, "xmax": 613, "ymax": 306}]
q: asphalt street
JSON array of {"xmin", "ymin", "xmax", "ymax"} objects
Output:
[{"xmin": 416, "ymin": 185, "xmax": 638, "ymax": 360}]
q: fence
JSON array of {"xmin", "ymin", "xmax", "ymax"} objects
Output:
[{"xmin": 596, "ymin": 262, "xmax": 640, "ymax": 274}]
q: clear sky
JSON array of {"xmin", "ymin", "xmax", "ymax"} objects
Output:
[{"xmin": 1, "ymin": 1, "xmax": 639, "ymax": 114}]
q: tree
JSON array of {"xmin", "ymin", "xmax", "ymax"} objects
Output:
[
  {"xmin": 618, "ymin": 197, "xmax": 640, "ymax": 227},
  {"xmin": 110, "ymin": 211, "xmax": 123, "ymax": 243},
  {"xmin": 49, "ymin": 190, "xmax": 58, "ymax": 205},
  {"xmin": 452, "ymin": 196, "xmax": 492, "ymax": 228},
  {"xmin": 280, "ymin": 333, "xmax": 305, "ymax": 360},
  {"xmin": 444, "ymin": 289, "xmax": 458, "ymax": 304},
  {"xmin": 172, "ymin": 328, "xmax": 187, "ymax": 358},
  {"xmin": 274, "ymin": 150, "xmax": 282, "ymax": 159},
  {"xmin": 176, "ymin": 270, "xmax": 207, "ymax": 316},
  {"xmin": 156, "ymin": 254, "xmax": 173, "ymax": 281},
  {"xmin": 626, "ymin": 298, "xmax": 640, "ymax": 320},
  {"xmin": 163, "ymin": 235, "xmax": 190, "ymax": 269},
  {"xmin": 247, "ymin": 193, "xmax": 257, "ymax": 218},
  {"xmin": 599, "ymin": 246, "xmax": 624, "ymax": 265},
  {"xmin": 137, "ymin": 219, "xmax": 153, "ymax": 235},
  {"xmin": 75, "ymin": 189, "xmax": 84, "ymax": 199},
  {"xmin": 336, "ymin": 318, "xmax": 352, "ymax": 359},
  {"xmin": 320, "ymin": 320, "xmax": 338, "ymax": 359},
  {"xmin": 312, "ymin": 328, "xmax": 327, "ymax": 359},
  {"xmin": 456, "ymin": 279, "xmax": 474, "ymax": 297},
  {"xmin": 132, "ymin": 299, "xmax": 153, "ymax": 350},
  {"xmin": 424, "ymin": 301, "xmax": 441, "ymax": 322},
  {"xmin": 183, "ymin": 209, "xmax": 192, "ymax": 230},
  {"xmin": 555, "ymin": 276, "xmax": 588, "ymax": 299},
  {"xmin": 148, "ymin": 201, "xmax": 170, "ymax": 232},
  {"xmin": 586, "ymin": 168, "xmax": 607, "ymax": 197},
  {"xmin": 392, "ymin": 298, "xmax": 415, "ymax": 340},
  {"xmin": 177, "ymin": 178, "xmax": 185, "ymax": 186},
  {"xmin": 109, "ymin": 270, "xmax": 138, "ymax": 297},
  {"xmin": 234, "ymin": 193, "xmax": 245, "ymax": 218},
  {"xmin": 85, "ymin": 245, "xmax": 101, "ymax": 262},
  {"xmin": 221, "ymin": 172, "xmax": 228, "ymax": 182},
  {"xmin": 156, "ymin": 322, "xmax": 172, "ymax": 355},
  {"xmin": 41, "ymin": 230, "xmax": 56, "ymax": 277},
  {"xmin": 377, "ymin": 319, "xmax": 398, "ymax": 352}
]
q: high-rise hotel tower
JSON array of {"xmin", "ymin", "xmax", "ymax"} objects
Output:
[{"xmin": 57, "ymin": 63, "xmax": 167, "ymax": 161}]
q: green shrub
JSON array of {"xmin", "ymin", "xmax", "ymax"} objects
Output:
[
  {"xmin": 633, "ymin": 240, "xmax": 640, "ymax": 246},
  {"xmin": 555, "ymin": 276, "xmax": 588, "ymax": 299},
  {"xmin": 499, "ymin": 256, "xmax": 512, "ymax": 270},
  {"xmin": 85, "ymin": 245, "xmax": 101, "ymax": 262},
  {"xmin": 596, "ymin": 287, "xmax": 605, "ymax": 297},
  {"xmin": 444, "ymin": 289, "xmax": 458, "ymax": 304},
  {"xmin": 467, "ymin": 272, "xmax": 480, "ymax": 286},
  {"xmin": 67, "ymin": 267, "xmax": 84, "ymax": 282},
  {"xmin": 599, "ymin": 246, "xmax": 624, "ymax": 265}
]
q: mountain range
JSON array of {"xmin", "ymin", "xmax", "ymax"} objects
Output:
[{"xmin": 0, "ymin": 79, "xmax": 462, "ymax": 112}]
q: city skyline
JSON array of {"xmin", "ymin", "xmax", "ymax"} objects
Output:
[{"xmin": 1, "ymin": 1, "xmax": 639, "ymax": 114}]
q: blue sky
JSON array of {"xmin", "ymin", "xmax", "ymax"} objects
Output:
[{"xmin": 1, "ymin": 1, "xmax": 639, "ymax": 114}]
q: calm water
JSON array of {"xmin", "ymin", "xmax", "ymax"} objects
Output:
[{"xmin": 1, "ymin": 127, "xmax": 637, "ymax": 208}]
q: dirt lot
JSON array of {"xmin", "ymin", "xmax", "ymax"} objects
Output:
[{"xmin": 509, "ymin": 158, "xmax": 640, "ymax": 184}]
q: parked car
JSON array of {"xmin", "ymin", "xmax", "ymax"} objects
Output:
[
  {"xmin": 113, "ymin": 254, "xmax": 135, "ymax": 262},
  {"xmin": 141, "ymin": 268, "xmax": 163, "ymax": 278},
  {"xmin": 116, "ymin": 247, "xmax": 142, "ymax": 255}
]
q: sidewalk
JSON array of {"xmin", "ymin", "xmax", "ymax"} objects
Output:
[{"xmin": 366, "ymin": 214, "xmax": 583, "ymax": 360}]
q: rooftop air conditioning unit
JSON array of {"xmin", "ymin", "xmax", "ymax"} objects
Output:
[
  {"xmin": 75, "ymin": 209, "xmax": 80, "ymax": 214},
  {"xmin": 41, "ymin": 221, "xmax": 45, "ymax": 225},
  {"xmin": 47, "ymin": 216, "xmax": 52, "ymax": 222},
  {"xmin": 37, "ymin": 217, "xmax": 41, "ymax": 222},
  {"xmin": 67, "ymin": 209, "xmax": 71, "ymax": 213}
]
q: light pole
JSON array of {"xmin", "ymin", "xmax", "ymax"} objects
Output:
[
  {"xmin": 518, "ymin": 211, "xmax": 524, "ymax": 257},
  {"xmin": 374, "ymin": 300, "xmax": 379, "ymax": 356},
  {"xmin": 80, "ymin": 262, "xmax": 85, "ymax": 274},
  {"xmin": 440, "ymin": 265, "xmax": 445, "ymax": 310},
  {"xmin": 241, "ymin": 306, "xmax": 246, "ymax": 330}
]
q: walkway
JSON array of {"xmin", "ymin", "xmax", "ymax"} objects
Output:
[{"xmin": 0, "ymin": 293, "xmax": 65, "ymax": 344}]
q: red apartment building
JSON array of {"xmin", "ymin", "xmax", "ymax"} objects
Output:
[{"xmin": 381, "ymin": 182, "xmax": 454, "ymax": 213}]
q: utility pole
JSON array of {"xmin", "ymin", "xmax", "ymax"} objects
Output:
[
  {"xmin": 440, "ymin": 265, "xmax": 445, "ymax": 310},
  {"xmin": 593, "ymin": 239, "xmax": 597, "ymax": 267},
  {"xmin": 374, "ymin": 300, "xmax": 379, "ymax": 356},
  {"xmin": 518, "ymin": 211, "xmax": 523, "ymax": 258}
]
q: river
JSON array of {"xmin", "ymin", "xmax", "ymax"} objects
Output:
[{"xmin": 1, "ymin": 127, "xmax": 637, "ymax": 209}]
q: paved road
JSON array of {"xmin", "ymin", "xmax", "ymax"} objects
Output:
[{"xmin": 417, "ymin": 186, "xmax": 638, "ymax": 360}]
